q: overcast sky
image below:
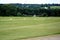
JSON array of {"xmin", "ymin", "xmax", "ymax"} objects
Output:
[{"xmin": 0, "ymin": 0, "xmax": 60, "ymax": 4}]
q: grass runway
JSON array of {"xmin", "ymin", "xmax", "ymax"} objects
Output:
[{"xmin": 0, "ymin": 17, "xmax": 60, "ymax": 40}]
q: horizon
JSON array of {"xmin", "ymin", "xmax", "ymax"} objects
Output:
[{"xmin": 0, "ymin": 0, "xmax": 60, "ymax": 4}]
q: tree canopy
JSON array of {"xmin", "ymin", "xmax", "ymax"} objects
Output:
[{"xmin": 0, "ymin": 4, "xmax": 60, "ymax": 17}]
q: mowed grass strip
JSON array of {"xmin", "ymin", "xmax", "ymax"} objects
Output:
[{"xmin": 0, "ymin": 17, "xmax": 60, "ymax": 40}]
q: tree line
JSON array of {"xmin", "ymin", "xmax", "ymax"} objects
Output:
[{"xmin": 0, "ymin": 4, "xmax": 60, "ymax": 17}]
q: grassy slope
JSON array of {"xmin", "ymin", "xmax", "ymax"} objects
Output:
[
  {"xmin": 0, "ymin": 17, "xmax": 60, "ymax": 40},
  {"xmin": 50, "ymin": 6, "xmax": 60, "ymax": 9}
]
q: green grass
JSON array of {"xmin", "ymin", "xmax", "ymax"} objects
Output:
[
  {"xmin": 50, "ymin": 6, "xmax": 60, "ymax": 9},
  {"xmin": 0, "ymin": 17, "xmax": 60, "ymax": 40}
]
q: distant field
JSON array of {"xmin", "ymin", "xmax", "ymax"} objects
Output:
[
  {"xmin": 0, "ymin": 17, "xmax": 60, "ymax": 40},
  {"xmin": 50, "ymin": 6, "xmax": 60, "ymax": 9}
]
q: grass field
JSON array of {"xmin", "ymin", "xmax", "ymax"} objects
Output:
[
  {"xmin": 50, "ymin": 6, "xmax": 60, "ymax": 9},
  {"xmin": 0, "ymin": 17, "xmax": 60, "ymax": 40}
]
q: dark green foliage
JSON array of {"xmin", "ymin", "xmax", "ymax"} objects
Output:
[
  {"xmin": 0, "ymin": 4, "xmax": 17, "ymax": 16},
  {"xmin": 0, "ymin": 4, "xmax": 60, "ymax": 17}
]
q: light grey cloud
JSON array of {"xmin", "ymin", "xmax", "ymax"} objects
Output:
[{"xmin": 0, "ymin": 0, "xmax": 60, "ymax": 4}]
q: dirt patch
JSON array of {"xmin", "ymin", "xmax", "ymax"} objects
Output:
[{"xmin": 21, "ymin": 34, "xmax": 60, "ymax": 40}]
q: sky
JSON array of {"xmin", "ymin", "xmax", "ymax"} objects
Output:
[{"xmin": 0, "ymin": 0, "xmax": 60, "ymax": 4}]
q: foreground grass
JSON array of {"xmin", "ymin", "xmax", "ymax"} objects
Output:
[{"xmin": 0, "ymin": 17, "xmax": 60, "ymax": 40}]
